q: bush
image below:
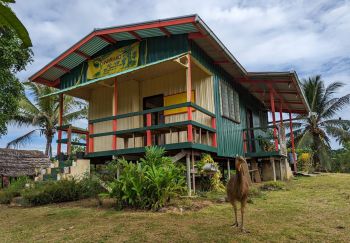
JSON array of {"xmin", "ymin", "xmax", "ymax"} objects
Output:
[
  {"xmin": 196, "ymin": 154, "xmax": 225, "ymax": 192},
  {"xmin": 107, "ymin": 146, "xmax": 186, "ymax": 210},
  {"xmin": 260, "ymin": 181, "xmax": 286, "ymax": 191},
  {"xmin": 0, "ymin": 176, "xmax": 31, "ymax": 204},
  {"xmin": 22, "ymin": 176, "xmax": 105, "ymax": 206}
]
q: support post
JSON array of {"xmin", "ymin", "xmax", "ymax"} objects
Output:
[
  {"xmin": 88, "ymin": 123, "xmax": 94, "ymax": 153},
  {"xmin": 211, "ymin": 117, "xmax": 217, "ymax": 147},
  {"xmin": 242, "ymin": 130, "xmax": 247, "ymax": 153},
  {"xmin": 279, "ymin": 103, "xmax": 283, "ymax": 126},
  {"xmin": 289, "ymin": 112, "xmax": 297, "ymax": 172},
  {"xmin": 186, "ymin": 54, "xmax": 193, "ymax": 143},
  {"xmin": 191, "ymin": 152, "xmax": 195, "ymax": 194},
  {"xmin": 67, "ymin": 125, "xmax": 72, "ymax": 156},
  {"xmin": 227, "ymin": 159, "xmax": 231, "ymax": 179},
  {"xmin": 270, "ymin": 157, "xmax": 276, "ymax": 181},
  {"xmin": 269, "ymin": 88, "xmax": 279, "ymax": 151},
  {"xmin": 146, "ymin": 113, "xmax": 152, "ymax": 146},
  {"xmin": 112, "ymin": 78, "xmax": 118, "ymax": 150},
  {"xmin": 57, "ymin": 93, "xmax": 63, "ymax": 156},
  {"xmin": 186, "ymin": 153, "xmax": 191, "ymax": 196}
]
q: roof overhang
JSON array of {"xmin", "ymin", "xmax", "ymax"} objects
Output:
[{"xmin": 241, "ymin": 71, "xmax": 310, "ymax": 114}]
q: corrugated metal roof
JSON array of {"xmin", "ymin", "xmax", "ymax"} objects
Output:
[{"xmin": 78, "ymin": 37, "xmax": 109, "ymax": 56}]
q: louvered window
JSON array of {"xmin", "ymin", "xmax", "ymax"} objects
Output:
[{"xmin": 220, "ymin": 81, "xmax": 240, "ymax": 123}]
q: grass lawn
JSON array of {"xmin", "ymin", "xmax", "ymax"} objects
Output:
[{"xmin": 1, "ymin": 173, "xmax": 349, "ymax": 242}]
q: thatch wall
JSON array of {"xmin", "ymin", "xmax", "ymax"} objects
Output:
[{"xmin": 0, "ymin": 149, "xmax": 50, "ymax": 177}]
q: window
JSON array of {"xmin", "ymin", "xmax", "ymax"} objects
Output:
[{"xmin": 220, "ymin": 81, "xmax": 240, "ymax": 122}]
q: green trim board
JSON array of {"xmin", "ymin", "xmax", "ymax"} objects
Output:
[
  {"xmin": 40, "ymin": 52, "xmax": 190, "ymax": 99},
  {"xmin": 85, "ymin": 142, "xmax": 217, "ymax": 158},
  {"xmin": 89, "ymin": 120, "xmax": 215, "ymax": 138},
  {"xmin": 89, "ymin": 102, "xmax": 215, "ymax": 124},
  {"xmin": 245, "ymin": 151, "xmax": 285, "ymax": 158}
]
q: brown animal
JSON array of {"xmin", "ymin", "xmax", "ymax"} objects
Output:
[{"xmin": 226, "ymin": 156, "xmax": 251, "ymax": 232}]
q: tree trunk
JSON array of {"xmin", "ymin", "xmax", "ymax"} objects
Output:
[{"xmin": 45, "ymin": 135, "xmax": 53, "ymax": 157}]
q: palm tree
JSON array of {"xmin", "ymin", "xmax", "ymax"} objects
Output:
[
  {"xmin": 0, "ymin": 0, "xmax": 32, "ymax": 47},
  {"xmin": 290, "ymin": 75, "xmax": 350, "ymax": 170},
  {"xmin": 7, "ymin": 82, "xmax": 87, "ymax": 157}
]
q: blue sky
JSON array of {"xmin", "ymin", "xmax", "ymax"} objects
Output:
[{"xmin": 1, "ymin": 0, "xmax": 350, "ymax": 152}]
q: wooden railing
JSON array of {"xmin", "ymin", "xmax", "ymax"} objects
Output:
[
  {"xmin": 87, "ymin": 102, "xmax": 217, "ymax": 153},
  {"xmin": 56, "ymin": 124, "xmax": 88, "ymax": 156},
  {"xmin": 242, "ymin": 124, "xmax": 287, "ymax": 157}
]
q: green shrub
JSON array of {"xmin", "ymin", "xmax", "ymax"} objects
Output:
[
  {"xmin": 107, "ymin": 146, "xmax": 186, "ymax": 210},
  {"xmin": 260, "ymin": 181, "xmax": 286, "ymax": 191},
  {"xmin": 0, "ymin": 176, "xmax": 31, "ymax": 204},
  {"xmin": 22, "ymin": 177, "xmax": 105, "ymax": 206}
]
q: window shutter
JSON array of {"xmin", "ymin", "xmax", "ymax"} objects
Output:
[
  {"xmin": 221, "ymin": 82, "xmax": 229, "ymax": 117},
  {"xmin": 228, "ymin": 87, "xmax": 235, "ymax": 120},
  {"xmin": 234, "ymin": 90, "xmax": 240, "ymax": 122}
]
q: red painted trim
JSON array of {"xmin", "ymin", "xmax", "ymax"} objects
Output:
[
  {"xmin": 269, "ymin": 89, "xmax": 279, "ymax": 151},
  {"xmin": 129, "ymin": 31, "xmax": 142, "ymax": 41},
  {"xmin": 279, "ymin": 103, "xmax": 283, "ymax": 125},
  {"xmin": 188, "ymin": 32, "xmax": 206, "ymax": 39},
  {"xmin": 34, "ymin": 77, "xmax": 60, "ymax": 87},
  {"xmin": 54, "ymin": 64, "xmax": 70, "ymax": 73},
  {"xmin": 112, "ymin": 78, "xmax": 118, "ymax": 150},
  {"xmin": 240, "ymin": 79, "xmax": 291, "ymax": 84},
  {"xmin": 186, "ymin": 54, "xmax": 193, "ymax": 143},
  {"xmin": 57, "ymin": 94, "xmax": 63, "ymax": 155},
  {"xmin": 146, "ymin": 113, "xmax": 152, "ymax": 146},
  {"xmin": 88, "ymin": 123, "xmax": 94, "ymax": 153},
  {"xmin": 242, "ymin": 131, "xmax": 247, "ymax": 153},
  {"xmin": 264, "ymin": 100, "xmax": 303, "ymax": 105},
  {"xmin": 289, "ymin": 112, "xmax": 297, "ymax": 173},
  {"xmin": 74, "ymin": 50, "xmax": 91, "ymax": 59},
  {"xmin": 251, "ymin": 90, "xmax": 297, "ymax": 95},
  {"xmin": 159, "ymin": 27, "xmax": 171, "ymax": 37},
  {"xmin": 211, "ymin": 117, "xmax": 217, "ymax": 147},
  {"xmin": 97, "ymin": 34, "xmax": 117, "ymax": 44},
  {"xmin": 29, "ymin": 16, "xmax": 196, "ymax": 82}
]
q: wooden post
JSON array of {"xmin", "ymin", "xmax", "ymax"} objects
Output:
[
  {"xmin": 270, "ymin": 157, "xmax": 276, "ymax": 181},
  {"xmin": 211, "ymin": 117, "xmax": 217, "ymax": 147},
  {"xmin": 57, "ymin": 93, "xmax": 63, "ymax": 156},
  {"xmin": 146, "ymin": 113, "xmax": 152, "ymax": 146},
  {"xmin": 279, "ymin": 103, "xmax": 283, "ymax": 126},
  {"xmin": 186, "ymin": 54, "xmax": 193, "ymax": 143},
  {"xmin": 186, "ymin": 153, "xmax": 191, "ymax": 196},
  {"xmin": 88, "ymin": 123, "xmax": 94, "ymax": 153},
  {"xmin": 67, "ymin": 125, "xmax": 72, "ymax": 156},
  {"xmin": 112, "ymin": 78, "xmax": 118, "ymax": 150},
  {"xmin": 269, "ymin": 88, "xmax": 279, "ymax": 151},
  {"xmin": 289, "ymin": 112, "xmax": 297, "ymax": 172},
  {"xmin": 243, "ymin": 131, "xmax": 247, "ymax": 153},
  {"xmin": 191, "ymin": 152, "xmax": 195, "ymax": 194},
  {"xmin": 227, "ymin": 159, "xmax": 231, "ymax": 179}
]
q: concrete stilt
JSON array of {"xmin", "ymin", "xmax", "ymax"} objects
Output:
[
  {"xmin": 186, "ymin": 153, "xmax": 191, "ymax": 196},
  {"xmin": 227, "ymin": 159, "xmax": 231, "ymax": 179},
  {"xmin": 270, "ymin": 157, "xmax": 276, "ymax": 181}
]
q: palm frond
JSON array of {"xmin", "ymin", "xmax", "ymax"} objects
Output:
[
  {"xmin": 6, "ymin": 129, "xmax": 41, "ymax": 149},
  {"xmin": 296, "ymin": 130, "xmax": 313, "ymax": 149},
  {"xmin": 321, "ymin": 94, "xmax": 350, "ymax": 119}
]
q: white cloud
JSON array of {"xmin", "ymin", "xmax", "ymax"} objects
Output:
[{"xmin": 3, "ymin": 0, "xmax": 349, "ymax": 150}]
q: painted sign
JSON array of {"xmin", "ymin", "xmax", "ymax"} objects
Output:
[
  {"xmin": 164, "ymin": 91, "xmax": 195, "ymax": 116},
  {"xmin": 87, "ymin": 42, "xmax": 139, "ymax": 80}
]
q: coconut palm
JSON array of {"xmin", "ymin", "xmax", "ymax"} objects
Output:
[
  {"xmin": 7, "ymin": 82, "xmax": 87, "ymax": 157},
  {"xmin": 0, "ymin": 0, "xmax": 32, "ymax": 47},
  {"xmin": 290, "ymin": 75, "xmax": 350, "ymax": 170}
]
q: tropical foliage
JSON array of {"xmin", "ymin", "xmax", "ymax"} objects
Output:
[
  {"xmin": 331, "ymin": 142, "xmax": 350, "ymax": 173},
  {"xmin": 196, "ymin": 154, "xmax": 225, "ymax": 192},
  {"xmin": 106, "ymin": 147, "xmax": 186, "ymax": 210},
  {"xmin": 0, "ymin": 0, "xmax": 32, "ymax": 47},
  {"xmin": 0, "ymin": 27, "xmax": 32, "ymax": 137},
  {"xmin": 7, "ymin": 82, "xmax": 87, "ymax": 157},
  {"xmin": 290, "ymin": 75, "xmax": 350, "ymax": 170}
]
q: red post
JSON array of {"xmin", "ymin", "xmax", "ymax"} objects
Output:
[
  {"xmin": 112, "ymin": 78, "xmax": 118, "ymax": 150},
  {"xmin": 146, "ymin": 113, "xmax": 152, "ymax": 146},
  {"xmin": 269, "ymin": 88, "xmax": 279, "ymax": 151},
  {"xmin": 88, "ymin": 123, "xmax": 94, "ymax": 153},
  {"xmin": 243, "ymin": 131, "xmax": 247, "ymax": 153},
  {"xmin": 67, "ymin": 125, "xmax": 72, "ymax": 156},
  {"xmin": 211, "ymin": 117, "xmax": 217, "ymax": 147},
  {"xmin": 289, "ymin": 112, "xmax": 297, "ymax": 172},
  {"xmin": 57, "ymin": 93, "xmax": 63, "ymax": 155},
  {"xmin": 186, "ymin": 54, "xmax": 193, "ymax": 142},
  {"xmin": 279, "ymin": 103, "xmax": 283, "ymax": 125}
]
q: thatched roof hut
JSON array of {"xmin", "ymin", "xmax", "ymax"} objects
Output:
[{"xmin": 0, "ymin": 148, "xmax": 50, "ymax": 177}]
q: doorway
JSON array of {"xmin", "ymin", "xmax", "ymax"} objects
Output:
[
  {"xmin": 246, "ymin": 109, "xmax": 256, "ymax": 152},
  {"xmin": 143, "ymin": 94, "xmax": 165, "ymax": 145}
]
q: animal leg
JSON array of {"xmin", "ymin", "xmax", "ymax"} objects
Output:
[
  {"xmin": 231, "ymin": 200, "xmax": 239, "ymax": 227},
  {"xmin": 240, "ymin": 199, "xmax": 250, "ymax": 233}
]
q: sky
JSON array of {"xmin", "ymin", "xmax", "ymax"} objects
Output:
[{"xmin": 1, "ymin": 0, "xmax": 350, "ymax": 152}]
